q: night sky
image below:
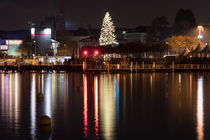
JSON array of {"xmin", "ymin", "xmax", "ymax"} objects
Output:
[{"xmin": 1, "ymin": 0, "xmax": 210, "ymax": 30}]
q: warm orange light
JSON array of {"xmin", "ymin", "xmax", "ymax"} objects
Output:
[
  {"xmin": 198, "ymin": 25, "xmax": 203, "ymax": 30},
  {"xmin": 196, "ymin": 77, "xmax": 204, "ymax": 140}
]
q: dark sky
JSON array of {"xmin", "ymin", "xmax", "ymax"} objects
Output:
[{"xmin": 0, "ymin": 0, "xmax": 210, "ymax": 30}]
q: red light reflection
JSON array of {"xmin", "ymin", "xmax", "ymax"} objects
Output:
[
  {"xmin": 83, "ymin": 75, "xmax": 88, "ymax": 138},
  {"xmin": 94, "ymin": 76, "xmax": 99, "ymax": 138}
]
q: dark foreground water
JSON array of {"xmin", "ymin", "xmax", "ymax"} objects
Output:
[{"xmin": 0, "ymin": 72, "xmax": 210, "ymax": 140}]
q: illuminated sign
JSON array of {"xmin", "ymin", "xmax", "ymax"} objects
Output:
[
  {"xmin": 6, "ymin": 40, "xmax": 23, "ymax": 45},
  {"xmin": 0, "ymin": 45, "xmax": 8, "ymax": 50}
]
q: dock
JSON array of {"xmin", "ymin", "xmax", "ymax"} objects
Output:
[{"xmin": 1, "ymin": 62, "xmax": 210, "ymax": 72}]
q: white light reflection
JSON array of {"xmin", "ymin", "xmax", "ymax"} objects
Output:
[
  {"xmin": 5, "ymin": 75, "xmax": 8, "ymax": 117},
  {"xmin": 30, "ymin": 74, "xmax": 36, "ymax": 139},
  {"xmin": 178, "ymin": 74, "xmax": 181, "ymax": 93},
  {"xmin": 45, "ymin": 74, "xmax": 52, "ymax": 118},
  {"xmin": 196, "ymin": 76, "xmax": 204, "ymax": 140},
  {"xmin": 14, "ymin": 73, "xmax": 20, "ymax": 132},
  {"xmin": 1, "ymin": 74, "xmax": 4, "ymax": 113},
  {"xmin": 41, "ymin": 74, "xmax": 44, "ymax": 93},
  {"xmin": 9, "ymin": 74, "xmax": 12, "ymax": 123},
  {"xmin": 0, "ymin": 73, "xmax": 20, "ymax": 133},
  {"xmin": 100, "ymin": 75, "xmax": 116, "ymax": 140}
]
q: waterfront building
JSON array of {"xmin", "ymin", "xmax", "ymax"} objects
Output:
[
  {"xmin": 199, "ymin": 44, "xmax": 210, "ymax": 58},
  {"xmin": 0, "ymin": 30, "xmax": 28, "ymax": 57},
  {"xmin": 116, "ymin": 27, "xmax": 149, "ymax": 44},
  {"xmin": 188, "ymin": 44, "xmax": 204, "ymax": 58},
  {"xmin": 31, "ymin": 25, "xmax": 53, "ymax": 56}
]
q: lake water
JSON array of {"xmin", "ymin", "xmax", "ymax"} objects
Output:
[{"xmin": 0, "ymin": 72, "xmax": 209, "ymax": 140}]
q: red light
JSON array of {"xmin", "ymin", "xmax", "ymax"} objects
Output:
[
  {"xmin": 83, "ymin": 50, "xmax": 88, "ymax": 56},
  {"xmin": 94, "ymin": 50, "xmax": 99, "ymax": 55}
]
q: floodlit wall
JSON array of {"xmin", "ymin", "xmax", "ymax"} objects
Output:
[
  {"xmin": 0, "ymin": 40, "xmax": 23, "ymax": 56},
  {"xmin": 8, "ymin": 45, "xmax": 19, "ymax": 56},
  {"xmin": 32, "ymin": 28, "xmax": 52, "ymax": 56}
]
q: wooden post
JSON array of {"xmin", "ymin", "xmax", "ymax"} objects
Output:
[
  {"xmin": 131, "ymin": 61, "xmax": 133, "ymax": 72},
  {"xmin": 83, "ymin": 61, "xmax": 86, "ymax": 72},
  {"xmin": 153, "ymin": 61, "xmax": 155, "ymax": 72},
  {"xmin": 107, "ymin": 63, "xmax": 110, "ymax": 72},
  {"xmin": 117, "ymin": 64, "xmax": 120, "ymax": 70},
  {"xmin": 142, "ymin": 61, "xmax": 144, "ymax": 69},
  {"xmin": 135, "ymin": 62, "xmax": 138, "ymax": 72},
  {"xmin": 172, "ymin": 61, "xmax": 174, "ymax": 72}
]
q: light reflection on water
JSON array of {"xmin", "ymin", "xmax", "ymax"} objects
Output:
[
  {"xmin": 0, "ymin": 73, "xmax": 21, "ymax": 135},
  {"xmin": 30, "ymin": 74, "xmax": 36, "ymax": 139},
  {"xmin": 83, "ymin": 75, "xmax": 88, "ymax": 138},
  {"xmin": 94, "ymin": 76, "xmax": 99, "ymax": 138},
  {"xmin": 196, "ymin": 76, "xmax": 204, "ymax": 140},
  {"xmin": 0, "ymin": 72, "xmax": 208, "ymax": 140},
  {"xmin": 44, "ymin": 74, "xmax": 52, "ymax": 118},
  {"xmin": 99, "ymin": 74, "xmax": 119, "ymax": 140}
]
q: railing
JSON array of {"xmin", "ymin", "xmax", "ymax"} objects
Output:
[
  {"xmin": 84, "ymin": 63, "xmax": 210, "ymax": 72},
  {"xmin": 1, "ymin": 62, "xmax": 210, "ymax": 72}
]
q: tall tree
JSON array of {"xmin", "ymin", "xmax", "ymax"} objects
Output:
[
  {"xmin": 99, "ymin": 12, "xmax": 117, "ymax": 46},
  {"xmin": 147, "ymin": 16, "xmax": 170, "ymax": 43},
  {"xmin": 174, "ymin": 8, "xmax": 197, "ymax": 35}
]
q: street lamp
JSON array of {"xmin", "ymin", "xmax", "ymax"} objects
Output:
[
  {"xmin": 197, "ymin": 25, "xmax": 204, "ymax": 41},
  {"xmin": 31, "ymin": 27, "xmax": 37, "ymax": 58},
  {"xmin": 34, "ymin": 40, "xmax": 37, "ymax": 57}
]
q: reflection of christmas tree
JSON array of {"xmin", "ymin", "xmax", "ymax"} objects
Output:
[{"xmin": 99, "ymin": 12, "xmax": 117, "ymax": 46}]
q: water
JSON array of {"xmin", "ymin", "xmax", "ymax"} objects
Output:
[{"xmin": 0, "ymin": 72, "xmax": 209, "ymax": 140}]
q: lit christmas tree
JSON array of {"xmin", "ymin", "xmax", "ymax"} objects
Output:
[{"xmin": 99, "ymin": 12, "xmax": 117, "ymax": 46}]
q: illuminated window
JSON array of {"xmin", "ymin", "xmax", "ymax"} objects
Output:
[{"xmin": 6, "ymin": 40, "xmax": 23, "ymax": 45}]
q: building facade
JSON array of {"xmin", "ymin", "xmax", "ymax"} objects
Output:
[
  {"xmin": 31, "ymin": 27, "xmax": 52, "ymax": 56},
  {"xmin": 0, "ymin": 30, "xmax": 27, "ymax": 57}
]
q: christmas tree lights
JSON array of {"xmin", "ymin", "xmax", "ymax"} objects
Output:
[{"xmin": 99, "ymin": 12, "xmax": 117, "ymax": 46}]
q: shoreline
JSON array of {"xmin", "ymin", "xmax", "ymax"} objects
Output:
[{"xmin": 1, "ymin": 63, "xmax": 210, "ymax": 73}]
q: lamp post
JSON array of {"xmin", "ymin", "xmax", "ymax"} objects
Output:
[
  {"xmin": 34, "ymin": 40, "xmax": 37, "ymax": 57},
  {"xmin": 31, "ymin": 27, "xmax": 36, "ymax": 58},
  {"xmin": 197, "ymin": 25, "xmax": 204, "ymax": 41}
]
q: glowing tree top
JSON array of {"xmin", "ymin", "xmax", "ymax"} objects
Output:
[{"xmin": 99, "ymin": 12, "xmax": 117, "ymax": 46}]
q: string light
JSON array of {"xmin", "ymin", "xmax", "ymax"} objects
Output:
[{"xmin": 99, "ymin": 12, "xmax": 117, "ymax": 46}]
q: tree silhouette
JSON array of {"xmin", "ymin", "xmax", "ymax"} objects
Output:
[
  {"xmin": 174, "ymin": 8, "xmax": 197, "ymax": 35},
  {"xmin": 147, "ymin": 16, "xmax": 170, "ymax": 43}
]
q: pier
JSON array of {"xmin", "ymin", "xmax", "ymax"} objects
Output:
[{"xmin": 1, "ymin": 61, "xmax": 210, "ymax": 72}]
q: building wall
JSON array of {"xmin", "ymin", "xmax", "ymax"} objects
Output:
[
  {"xmin": 123, "ymin": 32, "xmax": 147, "ymax": 43},
  {"xmin": 32, "ymin": 28, "xmax": 52, "ymax": 56},
  {"xmin": 8, "ymin": 45, "xmax": 19, "ymax": 56},
  {"xmin": 0, "ymin": 40, "xmax": 23, "ymax": 56}
]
